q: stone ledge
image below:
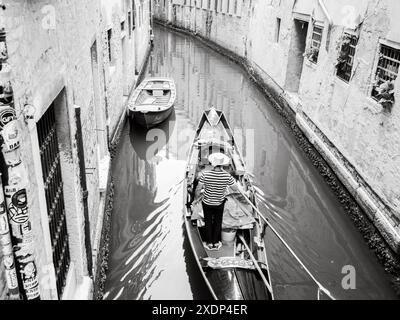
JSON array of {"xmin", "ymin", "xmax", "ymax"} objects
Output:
[{"xmin": 296, "ymin": 112, "xmax": 400, "ymax": 254}]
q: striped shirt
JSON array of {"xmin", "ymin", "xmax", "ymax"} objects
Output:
[{"xmin": 199, "ymin": 170, "xmax": 235, "ymax": 206}]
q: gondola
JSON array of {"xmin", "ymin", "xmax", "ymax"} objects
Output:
[
  {"xmin": 183, "ymin": 107, "xmax": 274, "ymax": 300},
  {"xmin": 127, "ymin": 77, "xmax": 176, "ymax": 128}
]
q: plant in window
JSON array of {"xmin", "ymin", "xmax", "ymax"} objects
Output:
[
  {"xmin": 304, "ymin": 47, "xmax": 319, "ymax": 63},
  {"xmin": 335, "ymin": 34, "xmax": 352, "ymax": 72},
  {"xmin": 374, "ymin": 80, "xmax": 395, "ymax": 112}
]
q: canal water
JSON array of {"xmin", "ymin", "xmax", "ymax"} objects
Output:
[{"xmin": 103, "ymin": 25, "xmax": 397, "ymax": 300}]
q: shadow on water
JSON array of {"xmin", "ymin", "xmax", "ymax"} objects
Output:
[
  {"xmin": 182, "ymin": 223, "xmax": 213, "ymax": 300},
  {"xmin": 129, "ymin": 109, "xmax": 176, "ymax": 161}
]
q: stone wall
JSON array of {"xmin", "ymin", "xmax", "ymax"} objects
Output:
[
  {"xmin": 0, "ymin": 252, "xmax": 6, "ymax": 299},
  {"xmin": 0, "ymin": 0, "xmax": 151, "ymax": 299},
  {"xmin": 154, "ymin": 0, "xmax": 400, "ymax": 253}
]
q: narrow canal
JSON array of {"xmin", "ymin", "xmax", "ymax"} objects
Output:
[{"xmin": 103, "ymin": 25, "xmax": 397, "ymax": 300}]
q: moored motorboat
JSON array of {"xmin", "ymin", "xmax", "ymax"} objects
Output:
[
  {"xmin": 127, "ymin": 77, "xmax": 176, "ymax": 129},
  {"xmin": 183, "ymin": 107, "xmax": 274, "ymax": 300}
]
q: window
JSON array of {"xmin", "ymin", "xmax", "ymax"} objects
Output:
[
  {"xmin": 336, "ymin": 34, "xmax": 358, "ymax": 82},
  {"xmin": 275, "ymin": 18, "xmax": 281, "ymax": 43},
  {"xmin": 107, "ymin": 29, "xmax": 114, "ymax": 65},
  {"xmin": 309, "ymin": 25, "xmax": 323, "ymax": 63},
  {"xmin": 234, "ymin": 0, "xmax": 238, "ymax": 15},
  {"xmin": 208, "ymin": 0, "xmax": 211, "ymax": 10},
  {"xmin": 138, "ymin": 5, "xmax": 141, "ymax": 27},
  {"xmin": 132, "ymin": 0, "xmax": 136, "ymax": 30},
  {"xmin": 121, "ymin": 21, "xmax": 125, "ymax": 32},
  {"xmin": 371, "ymin": 43, "xmax": 400, "ymax": 99},
  {"xmin": 37, "ymin": 103, "xmax": 71, "ymax": 298},
  {"xmin": 215, "ymin": 0, "xmax": 218, "ymax": 11},
  {"xmin": 227, "ymin": 0, "xmax": 230, "ymax": 13},
  {"xmin": 128, "ymin": 12, "xmax": 132, "ymax": 37}
]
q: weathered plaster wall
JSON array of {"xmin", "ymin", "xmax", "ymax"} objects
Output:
[
  {"xmin": 248, "ymin": 0, "xmax": 295, "ymax": 88},
  {"xmin": 154, "ymin": 0, "xmax": 400, "ymax": 253},
  {"xmin": 0, "ymin": 253, "xmax": 6, "ymax": 299},
  {"xmin": 298, "ymin": 0, "xmax": 400, "ymax": 222},
  {"xmin": 166, "ymin": 0, "xmax": 250, "ymax": 58}
]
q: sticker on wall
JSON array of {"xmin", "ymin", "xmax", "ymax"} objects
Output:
[
  {"xmin": 5, "ymin": 169, "xmax": 40, "ymax": 300},
  {"xmin": 0, "ymin": 105, "xmax": 16, "ymax": 129},
  {"xmin": 0, "ymin": 176, "xmax": 20, "ymax": 299},
  {"xmin": 2, "ymin": 120, "xmax": 20, "ymax": 152}
]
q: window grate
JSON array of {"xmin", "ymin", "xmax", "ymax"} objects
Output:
[
  {"xmin": 37, "ymin": 103, "xmax": 70, "ymax": 299},
  {"xmin": 310, "ymin": 26, "xmax": 323, "ymax": 63},
  {"xmin": 372, "ymin": 44, "xmax": 400, "ymax": 99},
  {"xmin": 107, "ymin": 29, "xmax": 113, "ymax": 64},
  {"xmin": 336, "ymin": 34, "xmax": 358, "ymax": 82},
  {"xmin": 275, "ymin": 18, "xmax": 281, "ymax": 43}
]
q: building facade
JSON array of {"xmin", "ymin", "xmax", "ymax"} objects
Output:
[
  {"xmin": 0, "ymin": 0, "xmax": 151, "ymax": 300},
  {"xmin": 154, "ymin": 0, "xmax": 400, "ymax": 253}
]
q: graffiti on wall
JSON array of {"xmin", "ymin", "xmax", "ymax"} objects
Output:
[{"xmin": 0, "ymin": 27, "xmax": 40, "ymax": 300}]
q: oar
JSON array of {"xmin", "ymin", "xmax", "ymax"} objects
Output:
[
  {"xmin": 236, "ymin": 189, "xmax": 336, "ymax": 300},
  {"xmin": 238, "ymin": 234, "xmax": 274, "ymax": 298}
]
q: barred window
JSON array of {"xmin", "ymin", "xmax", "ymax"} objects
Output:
[
  {"xmin": 107, "ymin": 29, "xmax": 114, "ymax": 65},
  {"xmin": 275, "ymin": 18, "xmax": 281, "ymax": 43},
  {"xmin": 37, "ymin": 103, "xmax": 70, "ymax": 298},
  {"xmin": 128, "ymin": 12, "xmax": 132, "ymax": 37},
  {"xmin": 372, "ymin": 44, "xmax": 400, "ymax": 99},
  {"xmin": 336, "ymin": 34, "xmax": 358, "ymax": 82},
  {"xmin": 310, "ymin": 25, "xmax": 323, "ymax": 63}
]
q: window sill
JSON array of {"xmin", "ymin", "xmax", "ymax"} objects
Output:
[
  {"xmin": 304, "ymin": 59, "xmax": 318, "ymax": 70},
  {"xmin": 364, "ymin": 97, "xmax": 383, "ymax": 114},
  {"xmin": 335, "ymin": 76, "xmax": 350, "ymax": 88}
]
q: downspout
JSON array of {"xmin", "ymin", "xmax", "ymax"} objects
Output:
[
  {"xmin": 74, "ymin": 105, "xmax": 93, "ymax": 278},
  {"xmin": 318, "ymin": 0, "xmax": 333, "ymax": 51},
  {"xmin": 318, "ymin": 0, "xmax": 333, "ymax": 25}
]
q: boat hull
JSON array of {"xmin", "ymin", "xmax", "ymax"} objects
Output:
[
  {"xmin": 129, "ymin": 107, "xmax": 174, "ymax": 129},
  {"xmin": 184, "ymin": 211, "xmax": 272, "ymax": 300}
]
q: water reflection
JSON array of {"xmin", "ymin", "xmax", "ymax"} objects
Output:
[{"xmin": 103, "ymin": 25, "xmax": 397, "ymax": 300}]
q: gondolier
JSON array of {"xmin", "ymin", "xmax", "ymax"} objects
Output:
[
  {"xmin": 184, "ymin": 107, "xmax": 274, "ymax": 300},
  {"xmin": 197, "ymin": 152, "xmax": 238, "ymax": 251}
]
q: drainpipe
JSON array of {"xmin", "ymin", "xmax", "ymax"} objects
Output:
[
  {"xmin": 74, "ymin": 105, "xmax": 93, "ymax": 278},
  {"xmin": 318, "ymin": 0, "xmax": 333, "ymax": 51},
  {"xmin": 318, "ymin": 0, "xmax": 333, "ymax": 25}
]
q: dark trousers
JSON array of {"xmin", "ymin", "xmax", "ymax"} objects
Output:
[{"xmin": 202, "ymin": 202, "xmax": 225, "ymax": 244}]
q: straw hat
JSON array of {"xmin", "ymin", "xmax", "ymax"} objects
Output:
[{"xmin": 208, "ymin": 153, "xmax": 230, "ymax": 167}]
